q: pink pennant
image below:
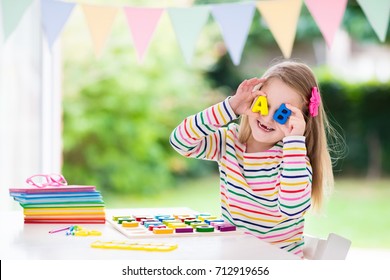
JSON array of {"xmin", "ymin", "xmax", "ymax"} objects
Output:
[
  {"xmin": 305, "ymin": 0, "xmax": 347, "ymax": 48},
  {"xmin": 123, "ymin": 7, "xmax": 164, "ymax": 63}
]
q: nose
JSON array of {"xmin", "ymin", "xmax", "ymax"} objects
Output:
[{"xmin": 261, "ymin": 111, "xmax": 275, "ymax": 124}]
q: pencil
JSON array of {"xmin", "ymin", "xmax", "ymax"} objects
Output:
[{"xmin": 49, "ymin": 226, "xmax": 72, "ymax": 234}]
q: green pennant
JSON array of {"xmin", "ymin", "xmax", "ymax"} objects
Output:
[
  {"xmin": 356, "ymin": 0, "xmax": 390, "ymax": 42},
  {"xmin": 168, "ymin": 6, "xmax": 210, "ymax": 65},
  {"xmin": 1, "ymin": 0, "xmax": 34, "ymax": 41}
]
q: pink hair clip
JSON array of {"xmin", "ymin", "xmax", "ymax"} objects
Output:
[{"xmin": 309, "ymin": 87, "xmax": 321, "ymax": 117}]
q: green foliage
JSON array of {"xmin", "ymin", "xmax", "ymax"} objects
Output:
[
  {"xmin": 62, "ymin": 55, "xmax": 219, "ymax": 193},
  {"xmin": 319, "ymin": 78, "xmax": 390, "ymax": 176},
  {"xmin": 305, "ymin": 178, "xmax": 390, "ymax": 248},
  {"xmin": 61, "ymin": 13, "xmax": 221, "ymax": 194}
]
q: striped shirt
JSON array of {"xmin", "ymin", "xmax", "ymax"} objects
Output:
[{"xmin": 170, "ymin": 98, "xmax": 312, "ymax": 258}]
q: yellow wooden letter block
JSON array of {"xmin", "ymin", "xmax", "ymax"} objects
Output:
[
  {"xmin": 122, "ymin": 221, "xmax": 139, "ymax": 228},
  {"xmin": 153, "ymin": 228, "xmax": 174, "ymax": 234},
  {"xmin": 251, "ymin": 96, "xmax": 268, "ymax": 115},
  {"xmin": 91, "ymin": 241, "xmax": 178, "ymax": 252}
]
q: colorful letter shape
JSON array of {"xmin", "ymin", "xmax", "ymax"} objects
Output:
[
  {"xmin": 273, "ymin": 104, "xmax": 291, "ymax": 124},
  {"xmin": 251, "ymin": 96, "xmax": 268, "ymax": 115}
]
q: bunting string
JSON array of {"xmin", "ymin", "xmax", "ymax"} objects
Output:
[{"xmin": 1, "ymin": 0, "xmax": 389, "ymax": 65}]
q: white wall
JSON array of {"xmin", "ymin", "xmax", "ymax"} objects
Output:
[
  {"xmin": 327, "ymin": 30, "xmax": 390, "ymax": 83},
  {"xmin": 0, "ymin": 1, "xmax": 62, "ymax": 210}
]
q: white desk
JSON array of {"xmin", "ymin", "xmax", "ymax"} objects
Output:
[{"xmin": 0, "ymin": 208, "xmax": 299, "ymax": 260}]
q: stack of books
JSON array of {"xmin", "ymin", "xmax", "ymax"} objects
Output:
[{"xmin": 9, "ymin": 185, "xmax": 105, "ymax": 224}]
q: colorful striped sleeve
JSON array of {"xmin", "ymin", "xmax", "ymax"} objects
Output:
[
  {"xmin": 279, "ymin": 135, "xmax": 312, "ymax": 218},
  {"xmin": 169, "ymin": 98, "xmax": 237, "ymax": 161}
]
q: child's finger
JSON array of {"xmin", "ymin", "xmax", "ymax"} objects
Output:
[
  {"xmin": 288, "ymin": 116, "xmax": 299, "ymax": 124},
  {"xmin": 274, "ymin": 121, "xmax": 290, "ymax": 136},
  {"xmin": 252, "ymin": 90, "xmax": 267, "ymax": 98},
  {"xmin": 249, "ymin": 78, "xmax": 267, "ymax": 91},
  {"xmin": 237, "ymin": 78, "xmax": 266, "ymax": 95},
  {"xmin": 236, "ymin": 80, "xmax": 249, "ymax": 95},
  {"xmin": 247, "ymin": 77, "xmax": 265, "ymax": 84},
  {"xmin": 241, "ymin": 80, "xmax": 255, "ymax": 93},
  {"xmin": 278, "ymin": 114, "xmax": 306, "ymax": 136},
  {"xmin": 252, "ymin": 83, "xmax": 261, "ymax": 92},
  {"xmin": 238, "ymin": 79, "xmax": 248, "ymax": 89},
  {"xmin": 285, "ymin": 103, "xmax": 304, "ymax": 119}
]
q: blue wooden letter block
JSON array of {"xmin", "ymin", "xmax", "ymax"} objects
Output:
[{"xmin": 273, "ymin": 104, "xmax": 291, "ymax": 125}]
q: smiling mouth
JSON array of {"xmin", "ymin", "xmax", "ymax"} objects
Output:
[{"xmin": 257, "ymin": 120, "xmax": 275, "ymax": 132}]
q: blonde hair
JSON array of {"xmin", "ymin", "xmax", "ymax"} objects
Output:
[{"xmin": 238, "ymin": 60, "xmax": 335, "ymax": 210}]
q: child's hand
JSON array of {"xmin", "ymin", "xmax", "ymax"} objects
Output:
[
  {"xmin": 276, "ymin": 104, "xmax": 306, "ymax": 137},
  {"xmin": 229, "ymin": 78, "xmax": 267, "ymax": 116}
]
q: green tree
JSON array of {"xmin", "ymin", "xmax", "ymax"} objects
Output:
[{"xmin": 62, "ymin": 11, "xmax": 221, "ymax": 193}]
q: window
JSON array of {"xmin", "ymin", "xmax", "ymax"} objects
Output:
[{"xmin": 0, "ymin": 1, "xmax": 62, "ymax": 210}]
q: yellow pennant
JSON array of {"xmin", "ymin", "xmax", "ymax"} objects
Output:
[
  {"xmin": 257, "ymin": 0, "xmax": 302, "ymax": 58},
  {"xmin": 81, "ymin": 4, "xmax": 118, "ymax": 56}
]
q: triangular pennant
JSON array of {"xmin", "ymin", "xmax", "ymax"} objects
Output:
[
  {"xmin": 168, "ymin": 6, "xmax": 210, "ymax": 65},
  {"xmin": 356, "ymin": 0, "xmax": 390, "ymax": 42},
  {"xmin": 211, "ymin": 2, "xmax": 256, "ymax": 65},
  {"xmin": 123, "ymin": 7, "xmax": 164, "ymax": 63},
  {"xmin": 257, "ymin": 0, "xmax": 302, "ymax": 58},
  {"xmin": 1, "ymin": 0, "xmax": 33, "ymax": 41},
  {"xmin": 81, "ymin": 4, "xmax": 118, "ymax": 56},
  {"xmin": 41, "ymin": 0, "xmax": 75, "ymax": 48},
  {"xmin": 304, "ymin": 0, "xmax": 348, "ymax": 48}
]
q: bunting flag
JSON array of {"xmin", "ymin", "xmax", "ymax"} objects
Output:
[
  {"xmin": 356, "ymin": 0, "xmax": 390, "ymax": 42},
  {"xmin": 81, "ymin": 4, "xmax": 118, "ymax": 56},
  {"xmin": 257, "ymin": 0, "xmax": 302, "ymax": 58},
  {"xmin": 168, "ymin": 6, "xmax": 210, "ymax": 65},
  {"xmin": 1, "ymin": 0, "xmax": 389, "ymax": 64},
  {"xmin": 1, "ymin": 0, "xmax": 33, "ymax": 40},
  {"xmin": 123, "ymin": 7, "xmax": 164, "ymax": 63},
  {"xmin": 211, "ymin": 2, "xmax": 256, "ymax": 65},
  {"xmin": 41, "ymin": 0, "xmax": 75, "ymax": 48},
  {"xmin": 305, "ymin": 0, "xmax": 348, "ymax": 48}
]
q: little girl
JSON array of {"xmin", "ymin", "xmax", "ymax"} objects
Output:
[{"xmin": 170, "ymin": 61, "xmax": 334, "ymax": 258}]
